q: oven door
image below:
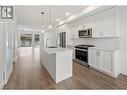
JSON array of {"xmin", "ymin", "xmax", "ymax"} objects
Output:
[{"xmin": 75, "ymin": 48, "xmax": 88, "ymax": 63}]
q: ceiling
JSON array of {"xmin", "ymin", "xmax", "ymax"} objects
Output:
[{"xmin": 15, "ymin": 6, "xmax": 85, "ymax": 29}]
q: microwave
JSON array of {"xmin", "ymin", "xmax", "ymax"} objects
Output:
[{"xmin": 78, "ymin": 28, "xmax": 92, "ymax": 38}]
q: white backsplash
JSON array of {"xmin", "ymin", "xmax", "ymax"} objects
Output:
[{"xmin": 73, "ymin": 37, "xmax": 119, "ymax": 49}]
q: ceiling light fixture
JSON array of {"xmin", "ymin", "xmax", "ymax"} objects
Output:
[
  {"xmin": 48, "ymin": 25, "xmax": 52, "ymax": 29},
  {"xmin": 48, "ymin": 6, "xmax": 52, "ymax": 30},
  {"xmin": 41, "ymin": 12, "xmax": 45, "ymax": 28},
  {"xmin": 65, "ymin": 12, "xmax": 70, "ymax": 16},
  {"xmin": 41, "ymin": 11, "xmax": 45, "ymax": 33}
]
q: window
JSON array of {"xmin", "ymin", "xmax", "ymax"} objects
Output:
[{"xmin": 20, "ymin": 34, "xmax": 32, "ymax": 47}]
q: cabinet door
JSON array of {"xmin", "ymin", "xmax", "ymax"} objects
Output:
[
  {"xmin": 73, "ymin": 27, "xmax": 79, "ymax": 38},
  {"xmin": 102, "ymin": 8, "xmax": 116, "ymax": 37},
  {"xmin": 100, "ymin": 50, "xmax": 113, "ymax": 73},
  {"xmin": 81, "ymin": 17, "xmax": 90, "ymax": 29},
  {"xmin": 88, "ymin": 48, "xmax": 100, "ymax": 68},
  {"xmin": 90, "ymin": 13, "xmax": 102, "ymax": 37}
]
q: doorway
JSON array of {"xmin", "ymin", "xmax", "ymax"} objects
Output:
[
  {"xmin": 34, "ymin": 34, "xmax": 40, "ymax": 47},
  {"xmin": 19, "ymin": 34, "xmax": 40, "ymax": 47},
  {"xmin": 20, "ymin": 34, "xmax": 32, "ymax": 47}
]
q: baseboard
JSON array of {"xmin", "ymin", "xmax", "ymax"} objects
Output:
[
  {"xmin": 13, "ymin": 56, "xmax": 17, "ymax": 63},
  {"xmin": 120, "ymin": 73, "xmax": 127, "ymax": 77},
  {"xmin": 89, "ymin": 66, "xmax": 119, "ymax": 78},
  {"xmin": 0, "ymin": 81, "xmax": 4, "ymax": 89},
  {"xmin": 4, "ymin": 65, "xmax": 13, "ymax": 85}
]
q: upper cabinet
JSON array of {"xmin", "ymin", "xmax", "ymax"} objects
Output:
[
  {"xmin": 56, "ymin": 7, "xmax": 120, "ymax": 41},
  {"xmin": 101, "ymin": 8, "xmax": 117, "ymax": 37},
  {"xmin": 78, "ymin": 7, "xmax": 119, "ymax": 38},
  {"xmin": 91, "ymin": 7, "xmax": 119, "ymax": 37},
  {"xmin": 90, "ymin": 12, "xmax": 102, "ymax": 37}
]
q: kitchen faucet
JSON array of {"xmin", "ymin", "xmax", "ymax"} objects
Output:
[{"xmin": 46, "ymin": 38, "xmax": 51, "ymax": 48}]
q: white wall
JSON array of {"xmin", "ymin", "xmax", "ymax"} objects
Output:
[{"xmin": 118, "ymin": 6, "xmax": 127, "ymax": 75}]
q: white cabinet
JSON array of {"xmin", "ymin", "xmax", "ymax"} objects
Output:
[
  {"xmin": 70, "ymin": 27, "xmax": 79, "ymax": 39},
  {"xmin": 100, "ymin": 50, "xmax": 113, "ymax": 74},
  {"xmin": 90, "ymin": 7, "xmax": 119, "ymax": 37},
  {"xmin": 90, "ymin": 13, "xmax": 102, "ymax": 37},
  {"xmin": 88, "ymin": 47, "xmax": 120, "ymax": 78},
  {"xmin": 89, "ymin": 49, "xmax": 100, "ymax": 68},
  {"xmin": 101, "ymin": 8, "xmax": 116, "ymax": 37},
  {"xmin": 83, "ymin": 17, "xmax": 91, "ymax": 29}
]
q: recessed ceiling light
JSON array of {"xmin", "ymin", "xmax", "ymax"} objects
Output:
[
  {"xmin": 56, "ymin": 19, "xmax": 60, "ymax": 22},
  {"xmin": 65, "ymin": 12, "xmax": 70, "ymax": 16}
]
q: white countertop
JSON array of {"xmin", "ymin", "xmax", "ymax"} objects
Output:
[
  {"xmin": 89, "ymin": 47, "xmax": 120, "ymax": 52},
  {"xmin": 42, "ymin": 47, "xmax": 73, "ymax": 54}
]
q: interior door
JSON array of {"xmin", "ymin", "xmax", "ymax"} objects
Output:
[
  {"xmin": 4, "ymin": 22, "xmax": 13, "ymax": 83},
  {"xmin": 0, "ymin": 23, "xmax": 4, "ymax": 88}
]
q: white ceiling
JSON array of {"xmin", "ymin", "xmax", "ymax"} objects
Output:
[{"xmin": 15, "ymin": 5, "xmax": 85, "ymax": 29}]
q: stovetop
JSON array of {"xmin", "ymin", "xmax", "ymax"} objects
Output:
[{"xmin": 75, "ymin": 45, "xmax": 95, "ymax": 49}]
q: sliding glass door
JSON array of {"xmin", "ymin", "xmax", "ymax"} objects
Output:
[{"xmin": 19, "ymin": 34, "xmax": 40, "ymax": 47}]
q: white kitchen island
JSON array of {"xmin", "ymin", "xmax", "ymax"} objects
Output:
[{"xmin": 40, "ymin": 47, "xmax": 73, "ymax": 83}]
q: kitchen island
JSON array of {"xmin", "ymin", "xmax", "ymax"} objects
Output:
[{"xmin": 40, "ymin": 47, "xmax": 73, "ymax": 83}]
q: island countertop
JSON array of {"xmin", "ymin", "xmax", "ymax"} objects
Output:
[
  {"xmin": 42, "ymin": 47, "xmax": 73, "ymax": 54},
  {"xmin": 40, "ymin": 47, "xmax": 73, "ymax": 83}
]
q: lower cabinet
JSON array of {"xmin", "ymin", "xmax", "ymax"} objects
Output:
[
  {"xmin": 88, "ymin": 48, "xmax": 120, "ymax": 78},
  {"xmin": 100, "ymin": 50, "xmax": 113, "ymax": 74}
]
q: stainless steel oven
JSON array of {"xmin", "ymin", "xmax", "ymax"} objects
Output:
[
  {"xmin": 75, "ymin": 48, "xmax": 88, "ymax": 63},
  {"xmin": 75, "ymin": 45, "xmax": 94, "ymax": 66}
]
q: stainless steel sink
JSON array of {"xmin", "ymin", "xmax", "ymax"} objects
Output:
[{"xmin": 48, "ymin": 46, "xmax": 58, "ymax": 48}]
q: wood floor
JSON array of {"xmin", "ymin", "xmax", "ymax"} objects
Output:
[{"xmin": 4, "ymin": 47, "xmax": 127, "ymax": 89}]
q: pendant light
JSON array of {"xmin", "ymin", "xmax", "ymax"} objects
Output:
[
  {"xmin": 41, "ymin": 12, "xmax": 44, "ymax": 28},
  {"xmin": 48, "ymin": 5, "xmax": 52, "ymax": 30},
  {"xmin": 41, "ymin": 12, "xmax": 44, "ymax": 33}
]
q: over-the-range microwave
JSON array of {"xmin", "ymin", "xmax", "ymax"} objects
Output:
[{"xmin": 78, "ymin": 28, "xmax": 92, "ymax": 38}]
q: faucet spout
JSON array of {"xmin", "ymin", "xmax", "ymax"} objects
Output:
[{"xmin": 46, "ymin": 38, "xmax": 51, "ymax": 48}]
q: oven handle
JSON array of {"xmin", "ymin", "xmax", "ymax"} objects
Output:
[{"xmin": 75, "ymin": 48, "xmax": 88, "ymax": 51}]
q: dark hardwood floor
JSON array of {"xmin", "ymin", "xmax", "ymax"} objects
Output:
[{"xmin": 4, "ymin": 47, "xmax": 127, "ymax": 89}]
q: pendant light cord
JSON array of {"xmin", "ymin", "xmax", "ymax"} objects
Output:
[{"xmin": 49, "ymin": 5, "xmax": 51, "ymax": 25}]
